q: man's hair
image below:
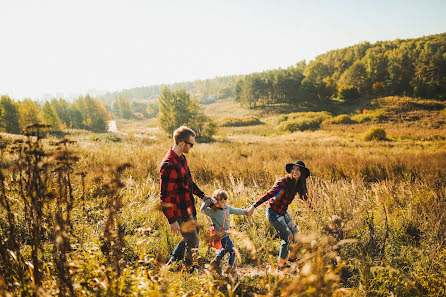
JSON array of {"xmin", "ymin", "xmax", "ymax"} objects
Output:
[{"xmin": 173, "ymin": 126, "xmax": 196, "ymax": 144}]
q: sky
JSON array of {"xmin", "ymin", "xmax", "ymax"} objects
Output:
[{"xmin": 1, "ymin": 0, "xmax": 445, "ymax": 100}]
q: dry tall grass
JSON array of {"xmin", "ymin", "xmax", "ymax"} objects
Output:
[{"xmin": 0, "ymin": 114, "xmax": 445, "ymax": 296}]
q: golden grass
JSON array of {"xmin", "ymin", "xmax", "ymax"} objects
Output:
[{"xmin": 1, "ymin": 103, "xmax": 445, "ymax": 296}]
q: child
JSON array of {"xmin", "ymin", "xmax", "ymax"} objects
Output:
[{"xmin": 200, "ymin": 189, "xmax": 248, "ymax": 274}]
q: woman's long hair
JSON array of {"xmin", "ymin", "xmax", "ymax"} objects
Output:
[{"xmin": 295, "ymin": 168, "xmax": 308, "ymax": 198}]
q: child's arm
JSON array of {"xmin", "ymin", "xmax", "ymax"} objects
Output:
[
  {"xmin": 200, "ymin": 197, "xmax": 214, "ymax": 216},
  {"xmin": 228, "ymin": 206, "xmax": 248, "ymax": 216}
]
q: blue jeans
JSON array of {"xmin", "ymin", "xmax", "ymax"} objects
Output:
[
  {"xmin": 170, "ymin": 216, "xmax": 199, "ymax": 265},
  {"xmin": 266, "ymin": 208, "xmax": 299, "ymax": 259},
  {"xmin": 216, "ymin": 236, "xmax": 236, "ymax": 266}
]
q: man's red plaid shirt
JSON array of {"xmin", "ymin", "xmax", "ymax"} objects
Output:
[{"xmin": 159, "ymin": 148, "xmax": 204, "ymax": 224}]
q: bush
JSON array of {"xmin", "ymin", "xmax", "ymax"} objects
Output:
[
  {"xmin": 274, "ymin": 111, "xmax": 331, "ymax": 125},
  {"xmin": 351, "ymin": 109, "xmax": 390, "ymax": 123},
  {"xmin": 364, "ymin": 127, "xmax": 387, "ymax": 141},
  {"xmin": 323, "ymin": 114, "xmax": 356, "ymax": 125},
  {"xmin": 278, "ymin": 118, "xmax": 321, "ymax": 132},
  {"xmin": 338, "ymin": 87, "xmax": 360, "ymax": 101},
  {"xmin": 104, "ymin": 134, "xmax": 122, "ymax": 142},
  {"xmin": 219, "ymin": 116, "xmax": 262, "ymax": 127}
]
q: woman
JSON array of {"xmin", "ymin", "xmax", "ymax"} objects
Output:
[{"xmin": 246, "ymin": 160, "xmax": 311, "ymax": 269}]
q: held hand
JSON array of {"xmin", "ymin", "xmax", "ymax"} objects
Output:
[
  {"xmin": 203, "ymin": 194, "xmax": 212, "ymax": 201},
  {"xmin": 169, "ymin": 221, "xmax": 180, "ymax": 234},
  {"xmin": 210, "ymin": 198, "xmax": 218, "ymax": 204},
  {"xmin": 246, "ymin": 205, "xmax": 255, "ymax": 217}
]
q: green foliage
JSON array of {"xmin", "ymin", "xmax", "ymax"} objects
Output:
[
  {"xmin": 158, "ymin": 87, "xmax": 215, "ymax": 138},
  {"xmin": 118, "ymin": 94, "xmax": 132, "ymax": 119},
  {"xmin": 323, "ymin": 114, "xmax": 356, "ymax": 125},
  {"xmin": 278, "ymin": 118, "xmax": 321, "ymax": 132},
  {"xmin": 42, "ymin": 101, "xmax": 62, "ymax": 131},
  {"xmin": 337, "ymin": 86, "xmax": 360, "ymax": 101},
  {"xmin": 18, "ymin": 99, "xmax": 41, "ymax": 129},
  {"xmin": 0, "ymin": 95, "xmax": 21, "ymax": 134},
  {"xmin": 89, "ymin": 133, "xmax": 122, "ymax": 142},
  {"xmin": 51, "ymin": 98, "xmax": 71, "ymax": 128},
  {"xmin": 364, "ymin": 127, "xmax": 387, "ymax": 141},
  {"xmin": 74, "ymin": 95, "xmax": 108, "ymax": 132},
  {"xmin": 351, "ymin": 109, "xmax": 389, "ymax": 123},
  {"xmin": 275, "ymin": 111, "xmax": 332, "ymax": 125},
  {"xmin": 218, "ymin": 116, "xmax": 262, "ymax": 127}
]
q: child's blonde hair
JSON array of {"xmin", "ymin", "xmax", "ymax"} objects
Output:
[
  {"xmin": 210, "ymin": 189, "xmax": 229, "ymax": 211},
  {"xmin": 213, "ymin": 189, "xmax": 228, "ymax": 201}
]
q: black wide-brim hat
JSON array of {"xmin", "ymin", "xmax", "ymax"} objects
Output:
[{"xmin": 286, "ymin": 160, "xmax": 310, "ymax": 178}]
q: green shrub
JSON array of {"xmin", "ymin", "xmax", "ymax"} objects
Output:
[
  {"xmin": 323, "ymin": 114, "xmax": 356, "ymax": 125},
  {"xmin": 351, "ymin": 109, "xmax": 389, "ymax": 123},
  {"xmin": 338, "ymin": 87, "xmax": 360, "ymax": 101},
  {"xmin": 89, "ymin": 134, "xmax": 99, "ymax": 141},
  {"xmin": 219, "ymin": 116, "xmax": 262, "ymax": 127},
  {"xmin": 278, "ymin": 118, "xmax": 321, "ymax": 132},
  {"xmin": 105, "ymin": 134, "xmax": 122, "ymax": 142},
  {"xmin": 364, "ymin": 127, "xmax": 387, "ymax": 141},
  {"xmin": 274, "ymin": 111, "xmax": 331, "ymax": 125}
]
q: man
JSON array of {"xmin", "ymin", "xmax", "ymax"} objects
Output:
[{"xmin": 159, "ymin": 126, "xmax": 210, "ymax": 271}]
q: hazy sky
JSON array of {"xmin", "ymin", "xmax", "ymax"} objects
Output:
[{"xmin": 1, "ymin": 0, "xmax": 445, "ymax": 100}]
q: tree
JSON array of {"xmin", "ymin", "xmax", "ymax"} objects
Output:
[
  {"xmin": 303, "ymin": 61, "xmax": 333, "ymax": 100},
  {"xmin": 42, "ymin": 101, "xmax": 61, "ymax": 131},
  {"xmin": 339, "ymin": 61, "xmax": 369, "ymax": 95},
  {"xmin": 158, "ymin": 87, "xmax": 215, "ymax": 138},
  {"xmin": 73, "ymin": 95, "xmax": 107, "ymax": 132},
  {"xmin": 0, "ymin": 96, "xmax": 21, "ymax": 134},
  {"xmin": 18, "ymin": 99, "xmax": 41, "ymax": 130},
  {"xmin": 51, "ymin": 98, "xmax": 71, "ymax": 128},
  {"xmin": 118, "ymin": 94, "xmax": 132, "ymax": 119}
]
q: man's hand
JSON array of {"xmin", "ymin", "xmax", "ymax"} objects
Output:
[
  {"xmin": 202, "ymin": 194, "xmax": 212, "ymax": 201},
  {"xmin": 246, "ymin": 205, "xmax": 255, "ymax": 217},
  {"xmin": 170, "ymin": 221, "xmax": 180, "ymax": 234}
]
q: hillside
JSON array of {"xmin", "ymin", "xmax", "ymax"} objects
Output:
[{"xmin": 99, "ymin": 32, "xmax": 446, "ymax": 113}]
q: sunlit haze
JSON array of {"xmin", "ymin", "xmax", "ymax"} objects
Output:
[{"xmin": 1, "ymin": 0, "xmax": 445, "ymax": 100}]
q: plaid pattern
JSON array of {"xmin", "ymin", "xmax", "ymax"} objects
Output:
[
  {"xmin": 160, "ymin": 148, "xmax": 204, "ymax": 224},
  {"xmin": 254, "ymin": 176, "xmax": 299, "ymax": 215}
]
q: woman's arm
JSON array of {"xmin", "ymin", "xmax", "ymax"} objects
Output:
[{"xmin": 247, "ymin": 178, "xmax": 286, "ymax": 216}]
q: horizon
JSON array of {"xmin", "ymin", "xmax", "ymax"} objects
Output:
[{"xmin": 1, "ymin": 0, "xmax": 445, "ymax": 101}]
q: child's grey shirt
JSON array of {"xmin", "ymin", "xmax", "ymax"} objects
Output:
[{"xmin": 200, "ymin": 199, "xmax": 246, "ymax": 236}]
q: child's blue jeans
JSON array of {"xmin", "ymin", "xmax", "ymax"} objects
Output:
[
  {"xmin": 216, "ymin": 235, "xmax": 236, "ymax": 266},
  {"xmin": 266, "ymin": 208, "xmax": 299, "ymax": 259}
]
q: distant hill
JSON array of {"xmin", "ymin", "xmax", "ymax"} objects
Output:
[{"xmin": 99, "ymin": 32, "xmax": 446, "ymax": 111}]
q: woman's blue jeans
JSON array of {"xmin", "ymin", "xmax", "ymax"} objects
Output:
[
  {"xmin": 266, "ymin": 208, "xmax": 299, "ymax": 259},
  {"xmin": 216, "ymin": 236, "xmax": 236, "ymax": 266}
]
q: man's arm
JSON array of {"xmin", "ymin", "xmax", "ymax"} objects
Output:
[
  {"xmin": 159, "ymin": 163, "xmax": 177, "ymax": 225},
  {"xmin": 192, "ymin": 181, "xmax": 205, "ymax": 199}
]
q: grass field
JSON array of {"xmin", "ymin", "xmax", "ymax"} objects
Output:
[{"xmin": 0, "ymin": 97, "xmax": 445, "ymax": 296}]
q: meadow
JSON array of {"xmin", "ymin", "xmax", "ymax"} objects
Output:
[{"xmin": 0, "ymin": 97, "xmax": 445, "ymax": 296}]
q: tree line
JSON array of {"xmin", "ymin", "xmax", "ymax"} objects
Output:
[
  {"xmin": 98, "ymin": 33, "xmax": 445, "ymax": 111},
  {"xmin": 0, "ymin": 95, "xmax": 108, "ymax": 134},
  {"xmin": 99, "ymin": 75, "xmax": 242, "ymax": 105},
  {"xmin": 235, "ymin": 33, "xmax": 446, "ymax": 108}
]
